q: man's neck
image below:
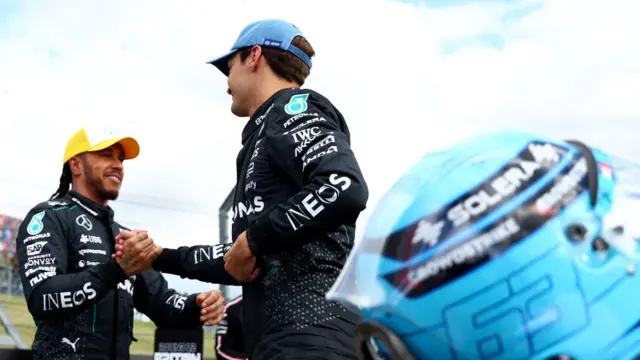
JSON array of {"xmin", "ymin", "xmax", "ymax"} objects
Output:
[
  {"xmin": 70, "ymin": 184, "xmax": 107, "ymax": 207},
  {"xmin": 247, "ymin": 79, "xmax": 299, "ymax": 117}
]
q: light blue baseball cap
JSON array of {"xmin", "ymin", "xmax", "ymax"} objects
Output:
[{"xmin": 208, "ymin": 19, "xmax": 313, "ymax": 77}]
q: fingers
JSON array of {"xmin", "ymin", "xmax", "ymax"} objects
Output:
[
  {"xmin": 199, "ymin": 290, "xmax": 221, "ymax": 308},
  {"xmin": 121, "ymin": 232, "xmax": 149, "ymax": 249},
  {"xmin": 198, "ymin": 291, "xmax": 219, "ymax": 312},
  {"xmin": 116, "ymin": 232, "xmax": 150, "ymax": 256},
  {"xmin": 144, "ymin": 246, "xmax": 162, "ymax": 263},
  {"xmin": 202, "ymin": 309, "xmax": 224, "ymax": 326},
  {"xmin": 202, "ymin": 314, "xmax": 223, "ymax": 326},
  {"xmin": 133, "ymin": 243, "xmax": 156, "ymax": 266},
  {"xmin": 130, "ymin": 236, "xmax": 154, "ymax": 254},
  {"xmin": 115, "ymin": 241, "xmax": 124, "ymax": 257},
  {"xmin": 112, "ymin": 230, "xmax": 160, "ymax": 270},
  {"xmin": 116, "ymin": 229, "xmax": 133, "ymax": 238},
  {"xmin": 249, "ymin": 268, "xmax": 260, "ymax": 281},
  {"xmin": 118, "ymin": 237, "xmax": 154, "ymax": 259},
  {"xmin": 199, "ymin": 291, "xmax": 224, "ymax": 325},
  {"xmin": 196, "ymin": 292, "xmax": 207, "ymax": 305},
  {"xmin": 116, "ymin": 229, "xmax": 147, "ymax": 238},
  {"xmin": 133, "ymin": 232, "xmax": 150, "ymax": 244},
  {"xmin": 224, "ymin": 250, "xmax": 259, "ymax": 282},
  {"xmin": 115, "ymin": 229, "xmax": 136, "ymax": 241}
]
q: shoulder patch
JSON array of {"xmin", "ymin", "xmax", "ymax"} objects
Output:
[
  {"xmin": 284, "ymin": 93, "xmax": 310, "ymax": 115},
  {"xmin": 26, "ymin": 211, "xmax": 46, "ymax": 235}
]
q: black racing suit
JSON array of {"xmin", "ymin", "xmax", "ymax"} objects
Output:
[
  {"xmin": 212, "ymin": 297, "xmax": 393, "ymax": 360},
  {"xmin": 16, "ymin": 190, "xmax": 203, "ymax": 360},
  {"xmin": 153, "ymin": 88, "xmax": 369, "ymax": 359},
  {"xmin": 213, "ymin": 296, "xmax": 247, "ymax": 360}
]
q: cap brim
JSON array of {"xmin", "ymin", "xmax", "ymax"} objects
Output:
[
  {"xmin": 90, "ymin": 137, "xmax": 140, "ymax": 160},
  {"xmin": 207, "ymin": 50, "xmax": 235, "ymax": 77}
]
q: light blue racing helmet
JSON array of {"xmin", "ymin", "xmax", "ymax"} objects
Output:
[{"xmin": 327, "ymin": 130, "xmax": 640, "ymax": 360}]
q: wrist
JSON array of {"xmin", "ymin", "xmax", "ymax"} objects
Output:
[
  {"xmin": 116, "ymin": 259, "xmax": 134, "ymax": 277},
  {"xmin": 186, "ymin": 293, "xmax": 199, "ymax": 309},
  {"xmin": 102, "ymin": 259, "xmax": 129, "ymax": 286},
  {"xmin": 152, "ymin": 248, "xmax": 176, "ymax": 272}
]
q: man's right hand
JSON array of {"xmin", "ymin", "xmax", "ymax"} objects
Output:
[{"xmin": 113, "ymin": 230, "xmax": 162, "ymax": 276}]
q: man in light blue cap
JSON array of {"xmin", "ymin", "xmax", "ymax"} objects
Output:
[
  {"xmin": 149, "ymin": 18, "xmax": 369, "ymax": 360},
  {"xmin": 208, "ymin": 19, "xmax": 313, "ymax": 79}
]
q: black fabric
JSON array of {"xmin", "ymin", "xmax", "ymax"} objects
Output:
[
  {"xmin": 154, "ymin": 88, "xmax": 369, "ymax": 360},
  {"xmin": 17, "ymin": 191, "xmax": 202, "ymax": 359},
  {"xmin": 214, "ymin": 296, "xmax": 247, "ymax": 360}
]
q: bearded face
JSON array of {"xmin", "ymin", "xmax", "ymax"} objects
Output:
[{"xmin": 73, "ymin": 145, "xmax": 125, "ymax": 203}]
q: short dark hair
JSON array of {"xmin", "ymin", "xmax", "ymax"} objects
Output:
[{"xmin": 239, "ymin": 35, "xmax": 315, "ymax": 86}]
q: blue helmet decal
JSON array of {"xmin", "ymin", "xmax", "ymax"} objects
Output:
[{"xmin": 329, "ymin": 130, "xmax": 640, "ymax": 360}]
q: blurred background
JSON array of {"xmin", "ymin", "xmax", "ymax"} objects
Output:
[{"xmin": 1, "ymin": 0, "xmax": 639, "ymax": 357}]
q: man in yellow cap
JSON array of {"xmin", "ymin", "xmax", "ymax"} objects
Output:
[
  {"xmin": 16, "ymin": 127, "xmax": 226, "ymax": 360},
  {"xmin": 49, "ymin": 126, "xmax": 140, "ymax": 203}
]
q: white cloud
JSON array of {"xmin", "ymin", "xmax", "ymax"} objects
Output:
[{"xmin": 1, "ymin": 0, "xmax": 639, "ymax": 294}]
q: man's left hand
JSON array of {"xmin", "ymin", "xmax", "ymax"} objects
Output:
[
  {"xmin": 224, "ymin": 231, "xmax": 260, "ymax": 282},
  {"xmin": 196, "ymin": 289, "xmax": 225, "ymax": 326}
]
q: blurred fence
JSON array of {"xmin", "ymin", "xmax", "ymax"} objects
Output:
[{"xmin": 0, "ymin": 264, "xmax": 20, "ymax": 297}]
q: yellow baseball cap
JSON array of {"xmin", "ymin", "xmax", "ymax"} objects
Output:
[{"xmin": 62, "ymin": 127, "xmax": 140, "ymax": 164}]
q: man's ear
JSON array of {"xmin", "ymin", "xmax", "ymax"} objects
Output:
[
  {"xmin": 249, "ymin": 45, "xmax": 263, "ymax": 70},
  {"xmin": 69, "ymin": 156, "xmax": 82, "ymax": 176}
]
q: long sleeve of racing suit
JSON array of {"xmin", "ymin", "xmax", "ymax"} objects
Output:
[
  {"xmin": 246, "ymin": 94, "xmax": 369, "ymax": 256},
  {"xmin": 133, "ymin": 270, "xmax": 202, "ymax": 329},
  {"xmin": 152, "ymin": 243, "xmax": 239, "ymax": 285},
  {"xmin": 17, "ymin": 208, "xmax": 128, "ymax": 320}
]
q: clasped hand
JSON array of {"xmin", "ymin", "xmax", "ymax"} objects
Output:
[
  {"xmin": 196, "ymin": 289, "xmax": 225, "ymax": 326},
  {"xmin": 112, "ymin": 230, "xmax": 161, "ymax": 276},
  {"xmin": 223, "ymin": 231, "xmax": 260, "ymax": 282}
]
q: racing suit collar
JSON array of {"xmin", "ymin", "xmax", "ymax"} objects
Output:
[
  {"xmin": 241, "ymin": 88, "xmax": 294, "ymax": 145},
  {"xmin": 66, "ymin": 189, "xmax": 115, "ymax": 222}
]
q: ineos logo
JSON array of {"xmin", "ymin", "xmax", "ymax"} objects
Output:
[
  {"xmin": 316, "ymin": 184, "xmax": 340, "ymax": 204},
  {"xmin": 75, "ymin": 215, "xmax": 92, "ymax": 231}
]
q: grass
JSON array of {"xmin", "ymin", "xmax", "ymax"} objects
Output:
[{"xmin": 0, "ymin": 294, "xmax": 216, "ymax": 358}]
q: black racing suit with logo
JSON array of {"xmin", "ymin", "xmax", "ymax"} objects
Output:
[
  {"xmin": 153, "ymin": 88, "xmax": 369, "ymax": 359},
  {"xmin": 213, "ymin": 296, "xmax": 247, "ymax": 360},
  {"xmin": 212, "ymin": 296, "xmax": 392, "ymax": 360},
  {"xmin": 16, "ymin": 190, "xmax": 203, "ymax": 360}
]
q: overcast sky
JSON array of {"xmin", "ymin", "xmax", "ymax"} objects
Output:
[{"xmin": 1, "ymin": 0, "xmax": 639, "ymax": 296}]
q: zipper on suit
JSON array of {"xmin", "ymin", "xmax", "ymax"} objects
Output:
[
  {"xmin": 92, "ymin": 304, "xmax": 97, "ymax": 332},
  {"xmin": 108, "ymin": 225, "xmax": 119, "ymax": 360},
  {"xmin": 111, "ymin": 292, "xmax": 119, "ymax": 360}
]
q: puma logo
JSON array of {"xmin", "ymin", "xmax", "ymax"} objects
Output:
[{"xmin": 61, "ymin": 337, "xmax": 79, "ymax": 352}]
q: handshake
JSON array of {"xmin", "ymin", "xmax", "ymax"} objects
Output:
[
  {"xmin": 112, "ymin": 229, "xmax": 225, "ymax": 326},
  {"xmin": 111, "ymin": 229, "xmax": 161, "ymax": 277}
]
